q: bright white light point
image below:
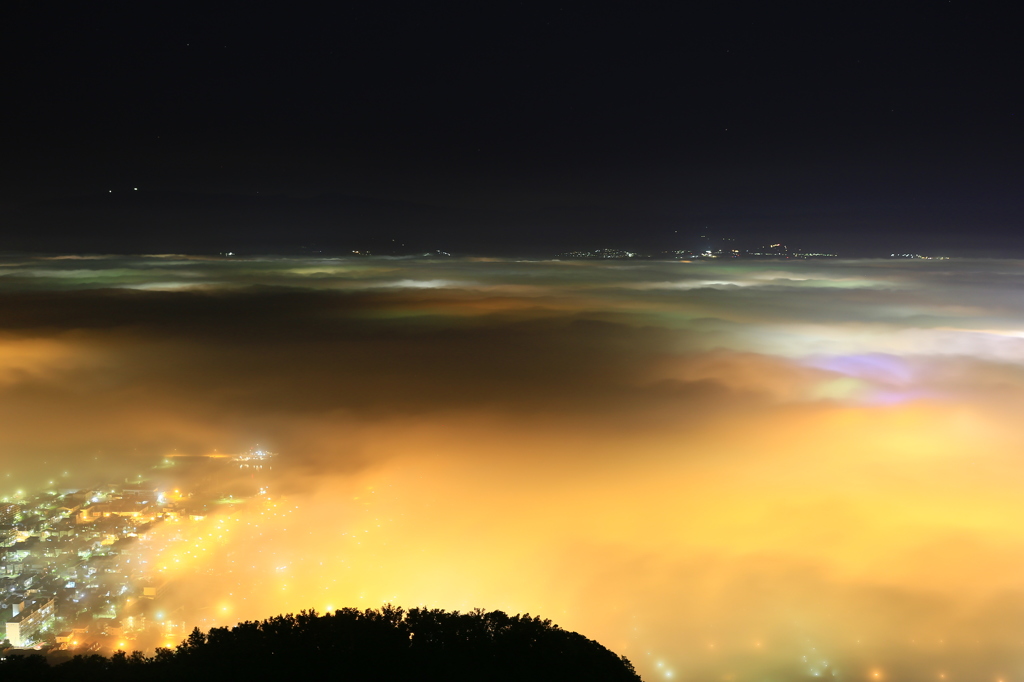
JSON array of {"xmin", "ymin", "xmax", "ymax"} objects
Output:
[{"xmin": 134, "ymin": 187, "xmax": 138, "ymax": 190}]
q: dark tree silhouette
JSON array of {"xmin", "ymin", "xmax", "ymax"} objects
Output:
[{"xmin": 0, "ymin": 605, "xmax": 642, "ymax": 682}]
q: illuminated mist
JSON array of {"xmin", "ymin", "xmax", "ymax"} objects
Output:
[{"xmin": 5, "ymin": 255, "xmax": 1024, "ymax": 680}]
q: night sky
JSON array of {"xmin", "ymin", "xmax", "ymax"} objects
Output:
[{"xmin": 3, "ymin": 2, "xmax": 1022, "ymax": 256}]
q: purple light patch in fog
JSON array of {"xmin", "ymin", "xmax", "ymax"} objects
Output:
[{"xmin": 806, "ymin": 353, "xmax": 916, "ymax": 386}]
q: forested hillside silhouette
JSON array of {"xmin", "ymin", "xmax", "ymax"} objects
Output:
[{"xmin": 0, "ymin": 605, "xmax": 642, "ymax": 681}]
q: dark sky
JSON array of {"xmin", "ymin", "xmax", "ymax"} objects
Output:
[{"xmin": 3, "ymin": 1, "xmax": 1021, "ymax": 256}]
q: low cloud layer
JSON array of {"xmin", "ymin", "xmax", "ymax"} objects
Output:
[{"xmin": 5, "ymin": 255, "xmax": 1024, "ymax": 680}]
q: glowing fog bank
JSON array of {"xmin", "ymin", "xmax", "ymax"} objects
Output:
[{"xmin": 3, "ymin": 255, "xmax": 1024, "ymax": 680}]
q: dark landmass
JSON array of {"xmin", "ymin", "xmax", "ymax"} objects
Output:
[{"xmin": 0, "ymin": 606, "xmax": 642, "ymax": 682}]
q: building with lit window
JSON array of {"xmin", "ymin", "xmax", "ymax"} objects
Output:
[{"xmin": 5, "ymin": 597, "xmax": 55, "ymax": 647}]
